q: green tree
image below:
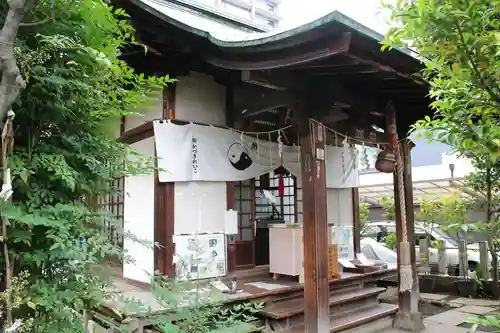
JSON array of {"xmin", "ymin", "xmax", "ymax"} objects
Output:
[
  {"xmin": 383, "ymin": 0, "xmax": 500, "ymax": 299},
  {"xmin": 0, "ymin": 0, "xmax": 174, "ymax": 330},
  {"xmin": 463, "ymin": 157, "xmax": 500, "ymax": 295},
  {"xmin": 359, "ymin": 201, "xmax": 370, "ymax": 237},
  {"xmin": 380, "ymin": 195, "xmax": 395, "ymax": 219},
  {"xmin": 383, "ymin": 0, "xmax": 499, "ymax": 164}
]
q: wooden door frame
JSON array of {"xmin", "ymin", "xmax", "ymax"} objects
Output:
[{"xmin": 234, "ymin": 179, "xmax": 256, "ymax": 269}]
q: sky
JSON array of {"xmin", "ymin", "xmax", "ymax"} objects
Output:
[{"xmin": 278, "ymin": 0, "xmax": 393, "ymax": 35}]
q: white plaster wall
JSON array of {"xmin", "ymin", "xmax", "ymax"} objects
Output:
[
  {"xmin": 327, "ymin": 188, "xmax": 354, "ymax": 227},
  {"xmin": 124, "ymin": 90, "xmax": 163, "ymax": 131},
  {"xmin": 173, "ymin": 71, "xmax": 228, "ymax": 235},
  {"xmin": 175, "ymin": 71, "xmax": 226, "ymax": 125},
  {"xmin": 174, "ymin": 182, "xmax": 227, "ymax": 234},
  {"xmin": 123, "ymin": 137, "xmax": 155, "ymax": 283}
]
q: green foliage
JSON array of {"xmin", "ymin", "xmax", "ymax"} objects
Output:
[
  {"xmin": 0, "ymin": 0, "xmax": 174, "ymax": 330},
  {"xmin": 359, "ymin": 201, "xmax": 370, "ymax": 237},
  {"xmin": 438, "ymin": 193, "xmax": 475, "ymax": 279},
  {"xmin": 383, "ymin": 232, "xmax": 397, "ymax": 251},
  {"xmin": 383, "ymin": 0, "xmax": 500, "ymax": 164},
  {"xmin": 417, "ymin": 198, "xmax": 442, "ymax": 226},
  {"xmin": 148, "ymin": 276, "xmax": 263, "ymax": 333},
  {"xmin": 466, "ymin": 314, "xmax": 500, "ymax": 333},
  {"xmin": 380, "ymin": 195, "xmax": 395, "ymax": 219},
  {"xmin": 439, "ymin": 192, "xmax": 474, "ymax": 235}
]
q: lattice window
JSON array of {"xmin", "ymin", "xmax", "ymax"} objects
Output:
[
  {"xmin": 296, "ymin": 177, "xmax": 303, "ymax": 224},
  {"xmin": 234, "ymin": 179, "xmax": 254, "ymax": 241},
  {"xmin": 255, "ymin": 171, "xmax": 298, "ymax": 224},
  {"xmin": 97, "ymin": 177, "xmax": 124, "ymax": 247}
]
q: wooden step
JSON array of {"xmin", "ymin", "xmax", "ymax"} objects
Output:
[
  {"xmin": 287, "ymin": 303, "xmax": 398, "ymax": 333},
  {"xmin": 260, "ymin": 287, "xmax": 386, "ymax": 320}
]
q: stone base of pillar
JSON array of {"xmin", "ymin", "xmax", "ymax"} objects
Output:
[{"xmin": 393, "ymin": 311, "xmax": 425, "ymax": 332}]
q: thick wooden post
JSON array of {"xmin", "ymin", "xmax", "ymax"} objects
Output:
[
  {"xmin": 352, "ymin": 187, "xmax": 361, "ymax": 255},
  {"xmin": 301, "ymin": 121, "xmax": 330, "ymax": 333},
  {"xmin": 154, "ymin": 85, "xmax": 176, "ymax": 277},
  {"xmin": 393, "ymin": 140, "xmax": 424, "ymax": 331}
]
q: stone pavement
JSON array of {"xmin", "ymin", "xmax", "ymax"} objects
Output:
[{"xmin": 378, "ymin": 291, "xmax": 500, "ymax": 333}]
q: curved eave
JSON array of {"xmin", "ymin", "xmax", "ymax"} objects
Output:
[{"xmin": 129, "ymin": 0, "xmax": 417, "ymax": 61}]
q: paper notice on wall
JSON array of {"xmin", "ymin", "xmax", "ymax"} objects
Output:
[{"xmin": 224, "ymin": 209, "xmax": 238, "ymax": 235}]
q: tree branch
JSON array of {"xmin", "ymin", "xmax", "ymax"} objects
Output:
[
  {"xmin": 454, "ymin": 19, "xmax": 500, "ymax": 104},
  {"xmin": 19, "ymin": 17, "xmax": 51, "ymax": 27},
  {"xmin": 19, "ymin": 0, "xmax": 57, "ymax": 27}
]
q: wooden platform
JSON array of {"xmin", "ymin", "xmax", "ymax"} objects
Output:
[
  {"xmin": 221, "ymin": 265, "xmax": 397, "ymax": 304},
  {"xmin": 219, "ymin": 265, "xmax": 398, "ymax": 332},
  {"xmin": 287, "ymin": 303, "xmax": 399, "ymax": 333},
  {"xmin": 260, "ymin": 287, "xmax": 387, "ymax": 320},
  {"xmin": 96, "ymin": 264, "xmax": 398, "ymax": 333}
]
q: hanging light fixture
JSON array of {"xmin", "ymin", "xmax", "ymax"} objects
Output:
[
  {"xmin": 376, "ymin": 103, "xmax": 398, "ymax": 173},
  {"xmin": 375, "ymin": 147, "xmax": 396, "ymax": 173}
]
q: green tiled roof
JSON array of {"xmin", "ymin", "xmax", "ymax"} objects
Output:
[{"xmin": 131, "ymin": 0, "xmax": 416, "ymax": 58}]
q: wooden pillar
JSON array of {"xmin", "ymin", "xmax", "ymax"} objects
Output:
[
  {"xmin": 154, "ymin": 84, "xmax": 176, "ymax": 277},
  {"xmin": 351, "ymin": 187, "xmax": 361, "ymax": 255},
  {"xmin": 393, "ymin": 140, "xmax": 424, "ymax": 331},
  {"xmin": 301, "ymin": 121, "xmax": 330, "ymax": 333}
]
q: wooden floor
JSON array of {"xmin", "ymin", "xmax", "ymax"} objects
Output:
[
  {"xmin": 220, "ymin": 264, "xmax": 397, "ymax": 303},
  {"xmin": 103, "ymin": 263, "xmax": 396, "ymax": 315},
  {"xmin": 96, "ymin": 263, "xmax": 398, "ymax": 332},
  {"xmin": 287, "ymin": 303, "xmax": 398, "ymax": 333}
]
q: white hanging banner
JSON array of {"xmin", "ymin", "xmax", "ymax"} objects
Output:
[{"xmin": 153, "ymin": 121, "xmax": 359, "ymax": 188}]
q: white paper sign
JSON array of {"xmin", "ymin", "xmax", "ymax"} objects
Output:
[
  {"xmin": 174, "ymin": 233, "xmax": 226, "ymax": 280},
  {"xmin": 224, "ymin": 209, "xmax": 238, "ymax": 235}
]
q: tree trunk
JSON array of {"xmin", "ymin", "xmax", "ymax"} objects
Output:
[
  {"xmin": 0, "ymin": 0, "xmax": 29, "ymax": 122},
  {"xmin": 490, "ymin": 245, "xmax": 499, "ymax": 299},
  {"xmin": 485, "ymin": 167, "xmax": 498, "ymax": 298},
  {"xmin": 0, "ymin": 0, "xmax": 31, "ymax": 326}
]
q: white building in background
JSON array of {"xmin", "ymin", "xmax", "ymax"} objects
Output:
[{"xmin": 183, "ymin": 0, "xmax": 282, "ymax": 30}]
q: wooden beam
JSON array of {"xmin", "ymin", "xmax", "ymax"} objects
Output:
[
  {"xmin": 390, "ymin": 103, "xmax": 424, "ymax": 330},
  {"xmin": 206, "ymin": 32, "xmax": 351, "ymax": 70},
  {"xmin": 402, "ymin": 140, "xmax": 424, "ymax": 326},
  {"xmin": 344, "ymin": 53, "xmax": 425, "ymax": 85},
  {"xmin": 154, "ymin": 84, "xmax": 176, "ymax": 277},
  {"xmin": 392, "ymin": 157, "xmax": 406, "ymax": 308},
  {"xmin": 352, "ymin": 187, "xmax": 361, "ymax": 255},
  {"xmin": 242, "ymin": 70, "xmax": 296, "ymax": 91},
  {"xmin": 234, "ymin": 88, "xmax": 296, "ymax": 129},
  {"xmin": 293, "ymin": 58, "xmax": 359, "ymax": 69},
  {"xmin": 300, "ymin": 119, "xmax": 330, "ymax": 332},
  {"xmin": 118, "ymin": 122, "xmax": 154, "ymax": 144}
]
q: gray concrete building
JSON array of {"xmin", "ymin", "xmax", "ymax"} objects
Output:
[{"xmin": 191, "ymin": 0, "xmax": 282, "ymax": 30}]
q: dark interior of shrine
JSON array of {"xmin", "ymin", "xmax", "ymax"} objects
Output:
[{"xmin": 118, "ymin": 0, "xmax": 433, "ymax": 143}]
